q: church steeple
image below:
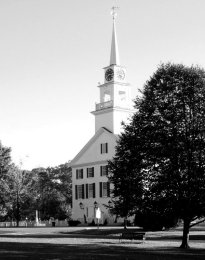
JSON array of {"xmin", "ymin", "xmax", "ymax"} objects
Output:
[
  {"xmin": 110, "ymin": 7, "xmax": 120, "ymax": 66},
  {"xmin": 91, "ymin": 7, "xmax": 134, "ymax": 135}
]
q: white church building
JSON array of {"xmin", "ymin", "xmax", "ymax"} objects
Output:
[{"xmin": 70, "ymin": 8, "xmax": 134, "ymax": 224}]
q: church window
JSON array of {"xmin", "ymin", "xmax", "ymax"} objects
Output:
[
  {"xmin": 101, "ymin": 143, "xmax": 108, "ymax": 154},
  {"xmin": 86, "ymin": 183, "xmax": 96, "ymax": 198},
  {"xmin": 119, "ymin": 91, "xmax": 126, "ymax": 101},
  {"xmin": 76, "ymin": 169, "xmax": 83, "ymax": 179},
  {"xmin": 100, "ymin": 165, "xmax": 108, "ymax": 176},
  {"xmin": 75, "ymin": 184, "xmax": 85, "ymax": 200},
  {"xmin": 103, "ymin": 90, "xmax": 111, "ymax": 102},
  {"xmin": 99, "ymin": 182, "xmax": 110, "ymax": 197},
  {"xmin": 87, "ymin": 167, "xmax": 94, "ymax": 178}
]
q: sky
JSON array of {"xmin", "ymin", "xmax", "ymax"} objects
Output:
[{"xmin": 1, "ymin": 0, "xmax": 205, "ymax": 170}]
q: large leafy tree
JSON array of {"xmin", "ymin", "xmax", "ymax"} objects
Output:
[
  {"xmin": 0, "ymin": 140, "xmax": 72, "ymax": 222},
  {"xmin": 5, "ymin": 165, "xmax": 33, "ymax": 225},
  {"xmin": 108, "ymin": 128, "xmax": 144, "ymax": 224},
  {"xmin": 4, "ymin": 164, "xmax": 72, "ymax": 222},
  {"xmin": 47, "ymin": 163, "xmax": 72, "ymax": 206},
  {"xmin": 0, "ymin": 141, "xmax": 12, "ymax": 180},
  {"xmin": 0, "ymin": 141, "xmax": 12, "ymax": 218},
  {"xmin": 109, "ymin": 63, "xmax": 205, "ymax": 248},
  {"xmin": 30, "ymin": 163, "xmax": 72, "ymax": 220}
]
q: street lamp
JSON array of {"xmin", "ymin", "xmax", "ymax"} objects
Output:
[
  {"xmin": 108, "ymin": 200, "xmax": 112, "ymax": 208},
  {"xmin": 79, "ymin": 202, "xmax": 84, "ymax": 210},
  {"xmin": 94, "ymin": 201, "xmax": 98, "ymax": 209},
  {"xmin": 108, "ymin": 200, "xmax": 113, "ymax": 223}
]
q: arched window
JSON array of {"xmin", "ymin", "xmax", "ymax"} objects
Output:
[{"xmin": 103, "ymin": 90, "xmax": 111, "ymax": 102}]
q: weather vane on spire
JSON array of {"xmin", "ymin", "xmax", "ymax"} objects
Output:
[{"xmin": 111, "ymin": 6, "xmax": 119, "ymax": 20}]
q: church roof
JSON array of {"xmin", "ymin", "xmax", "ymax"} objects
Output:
[{"xmin": 70, "ymin": 127, "xmax": 118, "ymax": 167}]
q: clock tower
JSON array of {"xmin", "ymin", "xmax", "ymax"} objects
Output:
[{"xmin": 92, "ymin": 7, "xmax": 134, "ymax": 134}]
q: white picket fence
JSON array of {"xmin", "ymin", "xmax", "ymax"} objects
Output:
[{"xmin": 0, "ymin": 219, "xmax": 68, "ymax": 227}]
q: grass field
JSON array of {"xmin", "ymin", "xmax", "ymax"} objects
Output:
[{"xmin": 0, "ymin": 226, "xmax": 205, "ymax": 259}]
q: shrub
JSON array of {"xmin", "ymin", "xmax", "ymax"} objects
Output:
[
  {"xmin": 68, "ymin": 220, "xmax": 81, "ymax": 226},
  {"xmin": 88, "ymin": 219, "xmax": 96, "ymax": 226},
  {"xmin": 134, "ymin": 212, "xmax": 178, "ymax": 231},
  {"xmin": 103, "ymin": 219, "xmax": 108, "ymax": 226}
]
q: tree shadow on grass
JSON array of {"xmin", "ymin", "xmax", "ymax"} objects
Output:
[
  {"xmin": 0, "ymin": 228, "xmax": 137, "ymax": 240},
  {"xmin": 0, "ymin": 241, "xmax": 205, "ymax": 260},
  {"xmin": 0, "ymin": 228, "xmax": 205, "ymax": 259},
  {"xmin": 149, "ymin": 234, "xmax": 205, "ymax": 241},
  {"xmin": 1, "ymin": 228, "xmax": 205, "ymax": 242}
]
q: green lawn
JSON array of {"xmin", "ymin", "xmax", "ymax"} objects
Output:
[{"xmin": 0, "ymin": 226, "xmax": 204, "ymax": 259}]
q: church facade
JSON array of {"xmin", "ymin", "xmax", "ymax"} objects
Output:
[{"xmin": 71, "ymin": 9, "xmax": 134, "ymax": 224}]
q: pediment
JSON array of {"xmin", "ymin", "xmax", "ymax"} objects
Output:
[{"xmin": 71, "ymin": 127, "xmax": 118, "ymax": 167}]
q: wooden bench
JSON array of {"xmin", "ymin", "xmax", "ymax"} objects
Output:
[{"xmin": 119, "ymin": 231, "xmax": 146, "ymax": 242}]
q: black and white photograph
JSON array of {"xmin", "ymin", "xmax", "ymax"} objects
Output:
[{"xmin": 0, "ymin": 0, "xmax": 205, "ymax": 259}]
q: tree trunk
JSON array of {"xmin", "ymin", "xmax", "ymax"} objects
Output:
[
  {"xmin": 180, "ymin": 219, "xmax": 190, "ymax": 248},
  {"xmin": 16, "ymin": 192, "xmax": 20, "ymax": 227},
  {"xmin": 124, "ymin": 217, "xmax": 127, "ymax": 229}
]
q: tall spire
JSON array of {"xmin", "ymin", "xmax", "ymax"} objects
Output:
[{"xmin": 110, "ymin": 7, "xmax": 120, "ymax": 66}]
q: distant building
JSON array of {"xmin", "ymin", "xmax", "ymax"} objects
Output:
[{"xmin": 71, "ymin": 8, "xmax": 134, "ymax": 224}]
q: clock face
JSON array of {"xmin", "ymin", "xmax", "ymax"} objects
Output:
[
  {"xmin": 116, "ymin": 69, "xmax": 125, "ymax": 81},
  {"xmin": 105, "ymin": 68, "xmax": 114, "ymax": 81}
]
